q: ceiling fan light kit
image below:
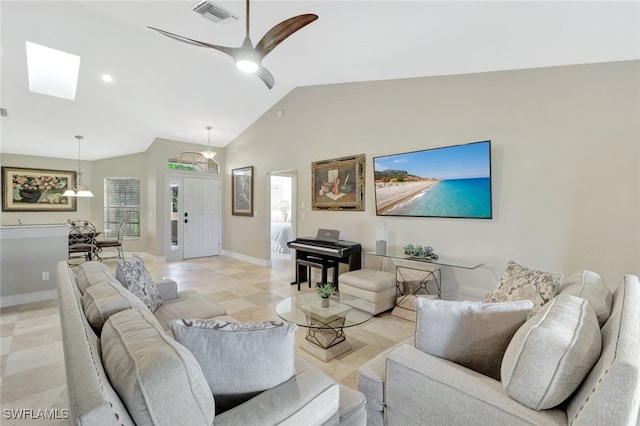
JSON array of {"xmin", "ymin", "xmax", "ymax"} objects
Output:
[
  {"xmin": 149, "ymin": 0, "xmax": 317, "ymax": 88},
  {"xmin": 235, "ymin": 40, "xmax": 260, "ymax": 73}
]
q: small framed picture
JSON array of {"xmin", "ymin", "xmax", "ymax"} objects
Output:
[
  {"xmin": 232, "ymin": 166, "xmax": 253, "ymax": 216},
  {"xmin": 2, "ymin": 166, "xmax": 77, "ymax": 212},
  {"xmin": 312, "ymin": 154, "xmax": 365, "ymax": 211}
]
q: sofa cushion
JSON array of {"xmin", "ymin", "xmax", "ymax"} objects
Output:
[
  {"xmin": 76, "ymin": 261, "xmax": 121, "ymax": 295},
  {"xmin": 565, "ymin": 275, "xmax": 640, "ymax": 424},
  {"xmin": 116, "ymin": 255, "xmax": 163, "ymax": 312},
  {"xmin": 154, "ymin": 290, "xmax": 227, "ymax": 331},
  {"xmin": 501, "ymin": 294, "xmax": 602, "ymax": 410},
  {"xmin": 168, "ymin": 319, "xmax": 297, "ymax": 413},
  {"xmin": 485, "ymin": 260, "xmax": 563, "ymax": 315},
  {"xmin": 82, "ymin": 279, "xmax": 150, "ymax": 331},
  {"xmin": 556, "ymin": 270, "xmax": 613, "ymax": 327},
  {"xmin": 414, "ymin": 298, "xmax": 533, "ymax": 380},
  {"xmin": 101, "ymin": 308, "xmax": 215, "ymax": 425}
]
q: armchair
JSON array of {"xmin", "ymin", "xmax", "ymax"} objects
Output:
[{"xmin": 358, "ymin": 275, "xmax": 640, "ymax": 425}]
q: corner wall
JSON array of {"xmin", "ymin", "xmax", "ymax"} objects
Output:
[
  {"xmin": 223, "ymin": 61, "xmax": 640, "ymax": 294},
  {"xmin": 1, "ymin": 138, "xmax": 226, "ymax": 258}
]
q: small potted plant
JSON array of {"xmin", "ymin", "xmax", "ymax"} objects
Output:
[{"xmin": 316, "ymin": 283, "xmax": 335, "ymax": 307}]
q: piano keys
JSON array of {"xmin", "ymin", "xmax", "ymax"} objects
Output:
[{"xmin": 287, "ymin": 237, "xmax": 362, "ymax": 290}]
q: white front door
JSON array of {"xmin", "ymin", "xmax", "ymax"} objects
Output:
[{"xmin": 183, "ymin": 177, "xmax": 220, "ymax": 259}]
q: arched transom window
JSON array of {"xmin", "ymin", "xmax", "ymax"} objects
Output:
[{"xmin": 168, "ymin": 151, "xmax": 219, "ymax": 174}]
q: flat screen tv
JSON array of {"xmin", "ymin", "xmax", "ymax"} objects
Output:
[{"xmin": 373, "ymin": 140, "xmax": 492, "ymax": 219}]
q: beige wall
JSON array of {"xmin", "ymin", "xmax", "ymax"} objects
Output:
[
  {"xmin": 89, "ymin": 152, "xmax": 148, "ymax": 253},
  {"xmin": 223, "ymin": 61, "xmax": 640, "ymax": 295},
  {"xmin": 3, "ymin": 61, "xmax": 637, "ymax": 297},
  {"xmin": 147, "ymin": 138, "xmax": 226, "ymax": 258}
]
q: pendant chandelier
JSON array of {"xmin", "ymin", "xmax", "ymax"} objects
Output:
[
  {"xmin": 201, "ymin": 126, "xmax": 217, "ymax": 160},
  {"xmin": 63, "ymin": 135, "xmax": 94, "ymax": 197}
]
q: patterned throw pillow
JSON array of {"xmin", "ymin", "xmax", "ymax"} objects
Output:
[
  {"xmin": 116, "ymin": 255, "xmax": 163, "ymax": 312},
  {"xmin": 168, "ymin": 319, "xmax": 297, "ymax": 413},
  {"xmin": 485, "ymin": 261, "xmax": 563, "ymax": 315}
]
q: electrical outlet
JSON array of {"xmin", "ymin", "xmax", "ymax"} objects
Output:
[{"xmin": 42, "ymin": 271, "xmax": 50, "ymax": 280}]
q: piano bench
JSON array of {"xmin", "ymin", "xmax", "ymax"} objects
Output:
[
  {"xmin": 339, "ymin": 269, "xmax": 397, "ymax": 315},
  {"xmin": 297, "ymin": 258, "xmax": 338, "ymax": 291}
]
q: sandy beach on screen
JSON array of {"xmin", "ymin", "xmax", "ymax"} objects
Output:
[{"xmin": 375, "ymin": 181, "xmax": 438, "ymax": 214}]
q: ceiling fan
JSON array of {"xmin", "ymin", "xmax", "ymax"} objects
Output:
[{"xmin": 148, "ymin": 0, "xmax": 318, "ymax": 89}]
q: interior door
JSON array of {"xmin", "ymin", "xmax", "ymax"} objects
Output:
[{"xmin": 183, "ymin": 177, "xmax": 220, "ymax": 259}]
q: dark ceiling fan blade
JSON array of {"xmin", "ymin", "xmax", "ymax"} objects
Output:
[
  {"xmin": 148, "ymin": 26, "xmax": 239, "ymax": 58},
  {"xmin": 254, "ymin": 14, "xmax": 318, "ymax": 59},
  {"xmin": 255, "ymin": 66, "xmax": 275, "ymax": 89}
]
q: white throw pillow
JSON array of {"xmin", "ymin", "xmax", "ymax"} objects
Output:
[
  {"xmin": 414, "ymin": 298, "xmax": 534, "ymax": 380},
  {"xmin": 168, "ymin": 319, "xmax": 297, "ymax": 413},
  {"xmin": 116, "ymin": 255, "xmax": 163, "ymax": 312},
  {"xmin": 501, "ymin": 294, "xmax": 602, "ymax": 410},
  {"xmin": 556, "ymin": 270, "xmax": 613, "ymax": 327},
  {"xmin": 485, "ymin": 260, "xmax": 563, "ymax": 315},
  {"xmin": 101, "ymin": 309, "xmax": 215, "ymax": 425}
]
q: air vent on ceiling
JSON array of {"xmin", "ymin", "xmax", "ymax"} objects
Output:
[
  {"xmin": 193, "ymin": 1, "xmax": 238, "ymax": 24},
  {"xmin": 0, "ymin": 108, "xmax": 7, "ymax": 117}
]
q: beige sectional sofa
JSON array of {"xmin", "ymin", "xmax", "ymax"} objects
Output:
[
  {"xmin": 56, "ymin": 260, "xmax": 366, "ymax": 425},
  {"xmin": 358, "ymin": 273, "xmax": 640, "ymax": 425}
]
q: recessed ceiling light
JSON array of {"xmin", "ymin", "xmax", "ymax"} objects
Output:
[
  {"xmin": 26, "ymin": 41, "xmax": 80, "ymax": 100},
  {"xmin": 101, "ymin": 74, "xmax": 113, "ymax": 83}
]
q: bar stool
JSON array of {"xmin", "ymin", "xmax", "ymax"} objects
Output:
[{"xmin": 297, "ymin": 256, "xmax": 339, "ymax": 291}]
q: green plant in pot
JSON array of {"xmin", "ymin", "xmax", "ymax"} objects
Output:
[{"xmin": 317, "ymin": 283, "xmax": 335, "ymax": 307}]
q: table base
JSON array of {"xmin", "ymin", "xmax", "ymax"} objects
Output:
[
  {"xmin": 391, "ymin": 294, "xmax": 438, "ymax": 321},
  {"xmin": 301, "ymin": 338, "xmax": 352, "ymax": 362}
]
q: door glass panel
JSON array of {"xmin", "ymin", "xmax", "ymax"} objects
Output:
[{"xmin": 170, "ymin": 183, "xmax": 179, "ymax": 251}]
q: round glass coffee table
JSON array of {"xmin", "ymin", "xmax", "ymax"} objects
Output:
[{"xmin": 276, "ymin": 292, "xmax": 374, "ymax": 362}]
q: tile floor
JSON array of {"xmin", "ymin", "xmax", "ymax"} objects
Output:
[{"xmin": 0, "ymin": 254, "xmax": 415, "ymax": 425}]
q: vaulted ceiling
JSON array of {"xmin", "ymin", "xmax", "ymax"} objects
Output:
[{"xmin": 1, "ymin": 1, "xmax": 638, "ymax": 160}]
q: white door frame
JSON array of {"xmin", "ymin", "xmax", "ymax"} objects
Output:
[
  {"xmin": 165, "ymin": 173, "xmax": 221, "ymax": 261},
  {"xmin": 267, "ymin": 170, "xmax": 297, "ymax": 264}
]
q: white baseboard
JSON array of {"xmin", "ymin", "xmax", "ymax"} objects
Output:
[
  {"xmin": 221, "ymin": 250, "xmax": 269, "ymax": 267},
  {"xmin": 123, "ymin": 252, "xmax": 165, "ymax": 262},
  {"xmin": 147, "ymin": 253, "xmax": 166, "ymax": 262},
  {"xmin": 1, "ymin": 289, "xmax": 57, "ymax": 308},
  {"xmin": 459, "ymin": 286, "xmax": 487, "ymax": 301}
]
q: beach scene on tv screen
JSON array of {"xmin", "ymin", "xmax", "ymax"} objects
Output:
[{"xmin": 374, "ymin": 141, "xmax": 492, "ymax": 218}]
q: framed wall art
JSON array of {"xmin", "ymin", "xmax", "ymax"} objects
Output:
[
  {"xmin": 2, "ymin": 166, "xmax": 77, "ymax": 212},
  {"xmin": 232, "ymin": 166, "xmax": 253, "ymax": 216},
  {"xmin": 312, "ymin": 154, "xmax": 365, "ymax": 211}
]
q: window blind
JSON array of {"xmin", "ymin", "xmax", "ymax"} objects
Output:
[{"xmin": 104, "ymin": 177, "xmax": 140, "ymax": 238}]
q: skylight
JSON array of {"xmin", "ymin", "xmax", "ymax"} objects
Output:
[{"xmin": 26, "ymin": 41, "xmax": 80, "ymax": 100}]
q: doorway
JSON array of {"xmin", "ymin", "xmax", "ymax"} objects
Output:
[
  {"xmin": 167, "ymin": 175, "xmax": 221, "ymax": 261},
  {"xmin": 269, "ymin": 172, "xmax": 296, "ymax": 261}
]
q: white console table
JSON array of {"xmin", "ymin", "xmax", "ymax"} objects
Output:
[{"xmin": 365, "ymin": 251, "xmax": 484, "ymax": 270}]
